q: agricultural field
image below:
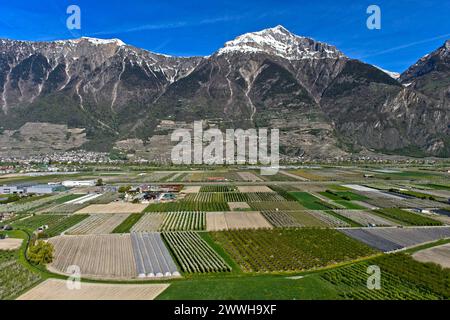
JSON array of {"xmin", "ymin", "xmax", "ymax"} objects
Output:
[
  {"xmin": 184, "ymin": 192, "xmax": 248, "ymax": 202},
  {"xmin": 44, "ymin": 215, "xmax": 90, "ymax": 237},
  {"xmin": 261, "ymin": 210, "xmax": 316, "ymax": 228},
  {"xmin": 17, "ymin": 279, "xmax": 169, "ymax": 300},
  {"xmin": 286, "ymin": 170, "xmax": 328, "ymax": 181},
  {"xmin": 131, "ymin": 213, "xmax": 167, "ymax": 232},
  {"xmin": 112, "ymin": 214, "xmax": 144, "ymax": 233},
  {"xmin": 130, "ymin": 232, "xmax": 180, "ymax": 278},
  {"xmin": 39, "ymin": 194, "xmax": 105, "ymax": 213},
  {"xmin": 181, "ymin": 186, "xmax": 201, "ymax": 193},
  {"xmin": 319, "ymin": 190, "xmax": 369, "ymax": 202},
  {"xmin": 159, "ymin": 211, "xmax": 206, "ymax": 231},
  {"xmin": 373, "ymin": 208, "xmax": 443, "ymax": 226},
  {"xmin": 12, "ymin": 214, "xmax": 66, "ymax": 231},
  {"xmin": 39, "ymin": 203, "xmax": 88, "ymax": 214},
  {"xmin": 412, "ymin": 243, "xmax": 450, "ymax": 268},
  {"xmin": 340, "ymin": 227, "xmax": 450, "ymax": 252},
  {"xmin": 321, "ymin": 253, "xmax": 450, "ymax": 299},
  {"xmin": 307, "ymin": 210, "xmax": 350, "ymax": 227},
  {"xmin": 75, "ymin": 203, "xmax": 147, "ymax": 214},
  {"xmin": 237, "ymin": 186, "xmax": 274, "ymax": 193},
  {"xmin": 227, "ymin": 202, "xmax": 251, "ymax": 211},
  {"xmin": 336, "ymin": 210, "xmax": 399, "ymax": 227},
  {"xmin": 237, "ymin": 172, "xmax": 263, "ymax": 182},
  {"xmin": 184, "ymin": 192, "xmax": 286, "ymax": 202},
  {"xmin": 0, "ymin": 193, "xmax": 69, "ymax": 214},
  {"xmin": 248, "ymin": 201, "xmax": 305, "ymax": 211},
  {"xmin": 200, "ymin": 185, "xmax": 237, "ymax": 192},
  {"xmin": 162, "ymin": 231, "xmax": 232, "ymax": 273},
  {"xmin": 259, "ymin": 172, "xmax": 300, "ymax": 182},
  {"xmin": 362, "ymin": 193, "xmax": 448, "ymax": 209},
  {"xmin": 67, "ymin": 214, "xmax": 130, "ymax": 235},
  {"xmin": 0, "ymin": 257, "xmax": 41, "ymax": 300},
  {"xmin": 206, "ymin": 212, "xmax": 272, "ymax": 231},
  {"xmin": 183, "ymin": 171, "xmax": 242, "ymax": 182},
  {"xmin": 49, "ymin": 234, "xmax": 137, "ymax": 279},
  {"xmin": 211, "ymin": 229, "xmax": 377, "ymax": 272},
  {"xmin": 86, "ymin": 192, "xmax": 120, "ymax": 204},
  {"xmin": 289, "ymin": 192, "xmax": 335, "ymax": 210},
  {"xmin": 145, "ymin": 201, "xmax": 230, "ymax": 212},
  {"xmin": 0, "ymin": 249, "xmax": 17, "ymax": 263}
]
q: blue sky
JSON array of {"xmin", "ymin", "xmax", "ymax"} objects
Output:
[{"xmin": 0, "ymin": 0, "xmax": 449, "ymax": 72}]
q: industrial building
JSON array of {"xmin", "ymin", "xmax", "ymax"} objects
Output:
[
  {"xmin": 0, "ymin": 186, "xmax": 24, "ymax": 194},
  {"xmin": 62, "ymin": 180, "xmax": 96, "ymax": 187},
  {"xmin": 0, "ymin": 184, "xmax": 66, "ymax": 195},
  {"xmin": 25, "ymin": 184, "xmax": 66, "ymax": 194}
]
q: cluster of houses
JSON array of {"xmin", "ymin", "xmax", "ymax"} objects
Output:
[{"xmin": 123, "ymin": 185, "xmax": 182, "ymax": 204}]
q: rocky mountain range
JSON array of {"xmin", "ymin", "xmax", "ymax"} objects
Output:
[{"xmin": 0, "ymin": 26, "xmax": 449, "ymax": 159}]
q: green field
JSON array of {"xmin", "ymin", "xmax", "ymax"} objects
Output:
[
  {"xmin": 320, "ymin": 191, "xmax": 369, "ymax": 201},
  {"xmin": 157, "ymin": 274, "xmax": 340, "ymax": 300},
  {"xmin": 52, "ymin": 194, "xmax": 84, "ymax": 204},
  {"xmin": 420, "ymin": 183, "xmax": 450, "ymax": 191},
  {"xmin": 289, "ymin": 192, "xmax": 334, "ymax": 210},
  {"xmin": 44, "ymin": 215, "xmax": 90, "ymax": 237},
  {"xmin": 373, "ymin": 208, "xmax": 443, "ymax": 226},
  {"xmin": 112, "ymin": 213, "xmax": 144, "ymax": 233},
  {"xmin": 12, "ymin": 215, "xmax": 66, "ymax": 231},
  {"xmin": 334, "ymin": 200, "xmax": 367, "ymax": 210}
]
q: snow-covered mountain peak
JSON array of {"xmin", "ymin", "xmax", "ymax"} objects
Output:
[
  {"xmin": 217, "ymin": 25, "xmax": 345, "ymax": 60},
  {"xmin": 55, "ymin": 37, "xmax": 126, "ymax": 47}
]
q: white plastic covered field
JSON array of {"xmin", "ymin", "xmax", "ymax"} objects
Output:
[{"xmin": 130, "ymin": 232, "xmax": 180, "ymax": 278}]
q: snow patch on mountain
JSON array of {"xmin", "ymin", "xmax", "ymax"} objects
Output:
[
  {"xmin": 374, "ymin": 66, "xmax": 400, "ymax": 79},
  {"xmin": 55, "ymin": 37, "xmax": 126, "ymax": 47}
]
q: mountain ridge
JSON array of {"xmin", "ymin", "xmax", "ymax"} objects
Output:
[{"xmin": 0, "ymin": 26, "xmax": 449, "ymax": 159}]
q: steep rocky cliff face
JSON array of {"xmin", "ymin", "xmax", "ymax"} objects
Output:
[{"xmin": 0, "ymin": 26, "xmax": 449, "ymax": 158}]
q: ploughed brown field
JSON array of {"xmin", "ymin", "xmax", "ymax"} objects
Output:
[
  {"xmin": 75, "ymin": 202, "xmax": 147, "ymax": 214},
  {"xmin": 17, "ymin": 279, "xmax": 169, "ymax": 300},
  {"xmin": 206, "ymin": 211, "xmax": 272, "ymax": 231},
  {"xmin": 412, "ymin": 243, "xmax": 450, "ymax": 268},
  {"xmin": 48, "ymin": 234, "xmax": 137, "ymax": 279},
  {"xmin": 0, "ymin": 238, "xmax": 23, "ymax": 250}
]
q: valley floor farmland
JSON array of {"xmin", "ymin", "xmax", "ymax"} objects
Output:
[{"xmin": 3, "ymin": 166, "xmax": 450, "ymax": 301}]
